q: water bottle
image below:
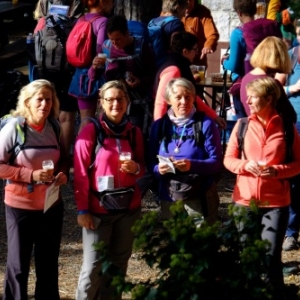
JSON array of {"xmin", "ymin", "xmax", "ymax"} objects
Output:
[{"xmin": 26, "ymin": 33, "xmax": 35, "ymax": 60}]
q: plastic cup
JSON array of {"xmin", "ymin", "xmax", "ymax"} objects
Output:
[
  {"xmin": 198, "ymin": 65, "xmax": 205, "ymax": 82},
  {"xmin": 42, "ymin": 159, "xmax": 54, "ymax": 176},
  {"xmin": 257, "ymin": 159, "xmax": 267, "ymax": 171},
  {"xmin": 119, "ymin": 152, "xmax": 131, "ymax": 163},
  {"xmin": 98, "ymin": 53, "xmax": 107, "ymax": 62}
]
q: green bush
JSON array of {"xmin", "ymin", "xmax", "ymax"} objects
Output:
[{"xmin": 97, "ymin": 201, "xmax": 280, "ymax": 300}]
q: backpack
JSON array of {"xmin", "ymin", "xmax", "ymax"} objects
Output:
[
  {"xmin": 66, "ymin": 15, "xmax": 101, "ymax": 68},
  {"xmin": 241, "ymin": 18, "xmax": 281, "ymax": 74},
  {"xmin": 236, "ymin": 117, "xmax": 294, "ymax": 163},
  {"xmin": 82, "ymin": 117, "xmax": 136, "ymax": 170},
  {"xmin": 147, "ymin": 16, "xmax": 177, "ymax": 68},
  {"xmin": 34, "ymin": 14, "xmax": 73, "ymax": 74},
  {"xmin": 0, "ymin": 115, "xmax": 61, "ymax": 165},
  {"xmin": 127, "ymin": 20, "xmax": 149, "ymax": 42}
]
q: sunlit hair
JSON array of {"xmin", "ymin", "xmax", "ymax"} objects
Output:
[
  {"xmin": 246, "ymin": 77, "xmax": 281, "ymax": 107},
  {"xmin": 162, "ymin": 0, "xmax": 188, "ymax": 14},
  {"xmin": 164, "ymin": 78, "xmax": 196, "ymax": 101},
  {"xmin": 233, "ymin": 0, "xmax": 257, "ymax": 16},
  {"xmin": 11, "ymin": 79, "xmax": 59, "ymax": 119},
  {"xmin": 250, "ymin": 36, "xmax": 291, "ymax": 74},
  {"xmin": 99, "ymin": 80, "xmax": 130, "ymax": 103}
]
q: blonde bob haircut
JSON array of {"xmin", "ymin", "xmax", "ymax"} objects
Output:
[
  {"xmin": 250, "ymin": 36, "xmax": 291, "ymax": 74},
  {"xmin": 99, "ymin": 80, "xmax": 130, "ymax": 103},
  {"xmin": 246, "ymin": 77, "xmax": 281, "ymax": 107},
  {"xmin": 164, "ymin": 77, "xmax": 196, "ymax": 102},
  {"xmin": 12, "ymin": 79, "xmax": 60, "ymax": 119}
]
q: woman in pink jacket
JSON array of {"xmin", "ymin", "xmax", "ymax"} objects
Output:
[
  {"xmin": 224, "ymin": 77, "xmax": 300, "ymax": 294},
  {"xmin": 74, "ymin": 80, "xmax": 145, "ymax": 299}
]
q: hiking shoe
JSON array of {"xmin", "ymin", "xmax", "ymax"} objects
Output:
[{"xmin": 282, "ymin": 236, "xmax": 299, "ymax": 251}]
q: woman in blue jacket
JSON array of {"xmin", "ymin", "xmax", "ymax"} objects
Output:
[{"xmin": 147, "ymin": 77, "xmax": 222, "ymax": 225}]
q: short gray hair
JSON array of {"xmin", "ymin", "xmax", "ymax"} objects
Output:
[
  {"xmin": 12, "ymin": 79, "xmax": 60, "ymax": 119},
  {"xmin": 164, "ymin": 78, "xmax": 196, "ymax": 101}
]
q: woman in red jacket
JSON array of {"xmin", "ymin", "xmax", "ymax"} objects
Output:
[{"xmin": 224, "ymin": 77, "xmax": 300, "ymax": 295}]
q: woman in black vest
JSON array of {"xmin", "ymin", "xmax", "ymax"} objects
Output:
[{"xmin": 153, "ymin": 31, "xmax": 226, "ymax": 129}]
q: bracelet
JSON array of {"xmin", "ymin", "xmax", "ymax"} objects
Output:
[
  {"xmin": 78, "ymin": 210, "xmax": 89, "ymax": 215},
  {"xmin": 133, "ymin": 163, "xmax": 140, "ymax": 175},
  {"xmin": 285, "ymin": 86, "xmax": 291, "ymax": 96}
]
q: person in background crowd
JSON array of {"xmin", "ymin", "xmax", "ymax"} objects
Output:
[
  {"xmin": 32, "ymin": 0, "xmax": 84, "ymax": 153},
  {"xmin": 69, "ymin": 0, "xmax": 114, "ymax": 132},
  {"xmin": 148, "ymin": 77, "xmax": 222, "ymax": 225},
  {"xmin": 181, "ymin": 0, "xmax": 219, "ymax": 68},
  {"xmin": 224, "ymin": 77, "xmax": 300, "ymax": 297},
  {"xmin": 74, "ymin": 80, "xmax": 145, "ymax": 300},
  {"xmin": 276, "ymin": 24, "xmax": 300, "ymax": 251},
  {"xmin": 0, "ymin": 79, "xmax": 69, "ymax": 300},
  {"xmin": 240, "ymin": 36, "xmax": 296, "ymax": 124},
  {"xmin": 147, "ymin": 0, "xmax": 187, "ymax": 68},
  {"xmin": 153, "ymin": 31, "xmax": 226, "ymax": 129},
  {"xmin": 89, "ymin": 14, "xmax": 156, "ymax": 134}
]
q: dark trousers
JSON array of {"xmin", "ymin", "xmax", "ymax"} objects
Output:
[
  {"xmin": 3, "ymin": 201, "xmax": 64, "ymax": 300},
  {"xmin": 286, "ymin": 177, "xmax": 300, "ymax": 239},
  {"xmin": 235, "ymin": 204, "xmax": 289, "ymax": 287}
]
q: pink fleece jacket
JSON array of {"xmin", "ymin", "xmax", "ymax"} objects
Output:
[
  {"xmin": 154, "ymin": 66, "xmax": 218, "ymax": 121},
  {"xmin": 74, "ymin": 117, "xmax": 145, "ymax": 214},
  {"xmin": 224, "ymin": 111, "xmax": 300, "ymax": 207}
]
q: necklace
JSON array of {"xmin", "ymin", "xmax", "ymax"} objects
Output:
[{"xmin": 173, "ymin": 124, "xmax": 187, "ymax": 153}]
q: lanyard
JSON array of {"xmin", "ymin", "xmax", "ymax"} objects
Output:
[{"xmin": 173, "ymin": 124, "xmax": 187, "ymax": 153}]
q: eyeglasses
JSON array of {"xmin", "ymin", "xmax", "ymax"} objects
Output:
[{"xmin": 103, "ymin": 97, "xmax": 126, "ymax": 104}]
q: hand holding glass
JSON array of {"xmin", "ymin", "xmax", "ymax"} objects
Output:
[
  {"xmin": 119, "ymin": 152, "xmax": 132, "ymax": 172},
  {"xmin": 42, "ymin": 160, "xmax": 54, "ymax": 181}
]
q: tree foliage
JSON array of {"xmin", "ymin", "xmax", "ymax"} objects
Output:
[{"xmin": 96, "ymin": 201, "xmax": 288, "ymax": 299}]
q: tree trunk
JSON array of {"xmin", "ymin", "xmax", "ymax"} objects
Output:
[{"xmin": 114, "ymin": 0, "xmax": 162, "ymax": 23}]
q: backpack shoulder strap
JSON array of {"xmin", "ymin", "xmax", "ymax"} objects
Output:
[
  {"xmin": 283, "ymin": 118, "xmax": 294, "ymax": 163},
  {"xmin": 192, "ymin": 111, "xmax": 205, "ymax": 146},
  {"xmin": 236, "ymin": 117, "xmax": 249, "ymax": 159},
  {"xmin": 287, "ymin": 46, "xmax": 299, "ymax": 84},
  {"xmin": 48, "ymin": 117, "xmax": 61, "ymax": 143},
  {"xmin": 81, "ymin": 117, "xmax": 105, "ymax": 170},
  {"xmin": 102, "ymin": 39, "xmax": 112, "ymax": 58}
]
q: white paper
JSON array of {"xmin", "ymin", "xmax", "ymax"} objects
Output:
[
  {"xmin": 97, "ymin": 176, "xmax": 114, "ymax": 192},
  {"xmin": 157, "ymin": 155, "xmax": 176, "ymax": 174},
  {"xmin": 44, "ymin": 182, "xmax": 60, "ymax": 213}
]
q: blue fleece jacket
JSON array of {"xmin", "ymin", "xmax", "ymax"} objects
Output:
[{"xmin": 147, "ymin": 112, "xmax": 222, "ymax": 201}]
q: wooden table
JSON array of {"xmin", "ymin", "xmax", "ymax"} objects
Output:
[{"xmin": 197, "ymin": 78, "xmax": 232, "ymax": 110}]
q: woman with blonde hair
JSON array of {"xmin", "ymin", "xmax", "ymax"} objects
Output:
[
  {"xmin": 224, "ymin": 76, "xmax": 300, "ymax": 296},
  {"xmin": 0, "ymin": 79, "xmax": 70, "ymax": 300},
  {"xmin": 240, "ymin": 36, "xmax": 296, "ymax": 122}
]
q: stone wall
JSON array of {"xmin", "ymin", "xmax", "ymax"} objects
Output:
[
  {"xmin": 203, "ymin": 0, "xmax": 240, "ymax": 42},
  {"xmin": 201, "ymin": 0, "xmax": 241, "ymax": 72}
]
